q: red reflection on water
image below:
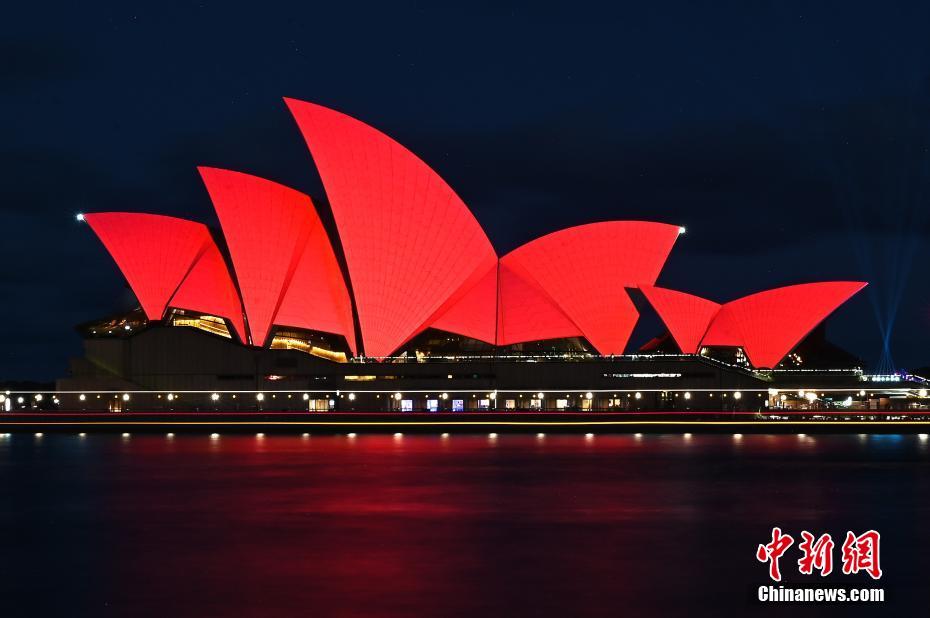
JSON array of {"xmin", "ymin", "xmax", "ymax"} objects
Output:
[{"xmin": 4, "ymin": 433, "xmax": 928, "ymax": 616}]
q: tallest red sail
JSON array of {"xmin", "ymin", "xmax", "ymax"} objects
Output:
[{"xmin": 285, "ymin": 98, "xmax": 497, "ymax": 358}]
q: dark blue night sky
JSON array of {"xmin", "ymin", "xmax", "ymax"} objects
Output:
[{"xmin": 3, "ymin": 2, "xmax": 930, "ymax": 380}]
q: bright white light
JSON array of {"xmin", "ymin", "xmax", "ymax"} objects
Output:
[
  {"xmin": 585, "ymin": 392, "xmax": 593, "ymax": 400},
  {"xmin": 35, "ymin": 433, "xmax": 43, "ymax": 438},
  {"xmin": 634, "ymin": 392, "xmax": 642, "ymax": 400},
  {"xmin": 256, "ymin": 433, "xmax": 265, "ymax": 438},
  {"xmin": 919, "ymin": 389, "xmax": 928, "ymax": 398},
  {"xmin": 536, "ymin": 433, "xmax": 545, "ymax": 439},
  {"xmin": 76, "ymin": 213, "xmax": 85, "ymax": 222},
  {"xmin": 167, "ymin": 393, "xmax": 175, "ymax": 402},
  {"xmin": 678, "ymin": 226, "xmax": 686, "ymax": 234},
  {"xmin": 805, "ymin": 392, "xmax": 817, "ymax": 402},
  {"xmin": 394, "ymin": 392, "xmax": 402, "ymax": 401},
  {"xmin": 122, "ymin": 433, "xmax": 130, "ymax": 438},
  {"xmin": 488, "ymin": 433, "xmax": 498, "ymax": 439},
  {"xmin": 16, "ymin": 397, "xmax": 24, "ymax": 404},
  {"xmin": 166, "ymin": 433, "xmax": 175, "ymax": 439},
  {"xmin": 79, "ymin": 432, "xmax": 86, "ymax": 437},
  {"xmin": 34, "ymin": 394, "xmax": 43, "ymax": 402},
  {"xmin": 683, "ymin": 392, "xmax": 691, "ymax": 400},
  {"xmin": 79, "ymin": 394, "xmax": 86, "ymax": 401},
  {"xmin": 210, "ymin": 433, "xmax": 220, "ymax": 440},
  {"xmin": 210, "ymin": 393, "xmax": 219, "ymax": 401},
  {"xmin": 733, "ymin": 433, "xmax": 743, "ymax": 440},
  {"xmin": 440, "ymin": 433, "xmax": 450, "ymax": 439},
  {"xmin": 122, "ymin": 393, "xmax": 130, "ymax": 402},
  {"xmin": 634, "ymin": 433, "xmax": 643, "ymax": 439},
  {"xmin": 441, "ymin": 393, "xmax": 448, "ymax": 400},
  {"xmin": 347, "ymin": 432, "xmax": 357, "ymax": 438},
  {"xmin": 537, "ymin": 392, "xmax": 545, "ymax": 399},
  {"xmin": 348, "ymin": 393, "xmax": 356, "ymax": 401},
  {"xmin": 768, "ymin": 388, "xmax": 779, "ymax": 396},
  {"xmin": 683, "ymin": 433, "xmax": 692, "ymax": 439},
  {"xmin": 256, "ymin": 393, "xmax": 265, "ymax": 401},
  {"xmin": 302, "ymin": 393, "xmax": 309, "ymax": 400},
  {"xmin": 394, "ymin": 432, "xmax": 403, "ymax": 438},
  {"xmin": 733, "ymin": 391, "xmax": 742, "ymax": 400},
  {"xmin": 585, "ymin": 433, "xmax": 594, "ymax": 439},
  {"xmin": 919, "ymin": 434, "xmax": 928, "ymax": 441},
  {"xmin": 859, "ymin": 390, "xmax": 867, "ymax": 397}
]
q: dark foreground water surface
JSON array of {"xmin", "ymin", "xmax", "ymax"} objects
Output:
[{"xmin": 2, "ymin": 432, "xmax": 929, "ymax": 617}]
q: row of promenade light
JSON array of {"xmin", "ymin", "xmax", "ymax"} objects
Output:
[
  {"xmin": 5, "ymin": 433, "xmax": 930, "ymax": 442},
  {"xmin": 2, "ymin": 390, "xmax": 669, "ymax": 401},
  {"xmin": 3, "ymin": 388, "xmax": 929, "ymax": 409}
]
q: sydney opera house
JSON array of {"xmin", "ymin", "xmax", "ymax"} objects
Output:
[{"xmin": 51, "ymin": 98, "xmax": 927, "ymax": 414}]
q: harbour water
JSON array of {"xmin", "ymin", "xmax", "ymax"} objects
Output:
[{"xmin": 1, "ymin": 432, "xmax": 928, "ymax": 616}]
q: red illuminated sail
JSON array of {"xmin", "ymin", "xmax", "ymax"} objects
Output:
[
  {"xmin": 170, "ymin": 240, "xmax": 246, "ymax": 342},
  {"xmin": 640, "ymin": 286, "xmax": 720, "ymax": 354},
  {"xmin": 503, "ymin": 222, "xmax": 680, "ymax": 354},
  {"xmin": 199, "ymin": 167, "xmax": 315, "ymax": 347},
  {"xmin": 84, "ymin": 212, "xmax": 211, "ymax": 321},
  {"xmin": 701, "ymin": 282, "xmax": 867, "ymax": 368},
  {"xmin": 429, "ymin": 263, "xmax": 499, "ymax": 345},
  {"xmin": 496, "ymin": 260, "xmax": 582, "ymax": 345},
  {"xmin": 286, "ymin": 98, "xmax": 497, "ymax": 357},
  {"xmin": 274, "ymin": 222, "xmax": 357, "ymax": 355}
]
